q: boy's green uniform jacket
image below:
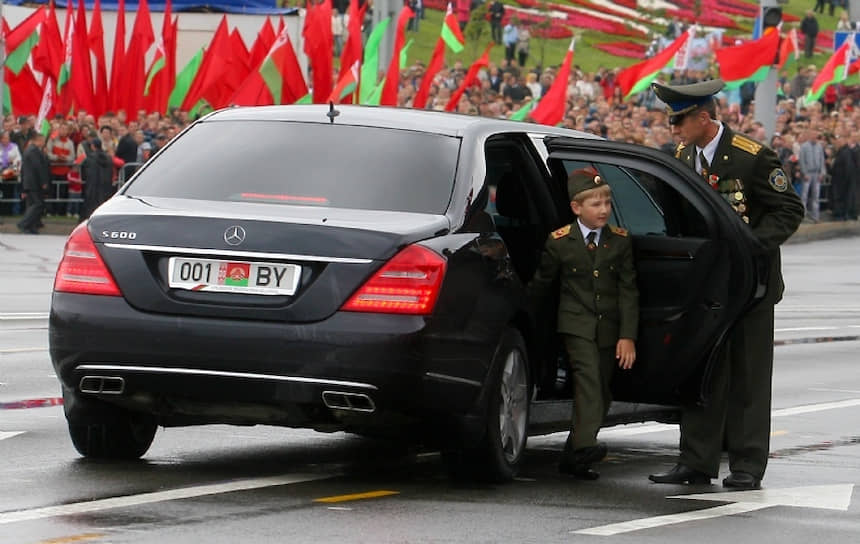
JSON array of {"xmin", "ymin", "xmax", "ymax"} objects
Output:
[{"xmin": 529, "ymin": 223, "xmax": 639, "ymax": 349}]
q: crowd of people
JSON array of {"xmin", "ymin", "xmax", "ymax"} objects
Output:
[{"xmin": 0, "ymin": 109, "xmax": 192, "ymax": 221}]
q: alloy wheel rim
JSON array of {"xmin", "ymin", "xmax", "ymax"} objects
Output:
[{"xmin": 498, "ymin": 348, "xmax": 528, "ymax": 463}]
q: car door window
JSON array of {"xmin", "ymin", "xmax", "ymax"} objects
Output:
[{"xmin": 557, "ymin": 160, "xmax": 667, "ymax": 236}]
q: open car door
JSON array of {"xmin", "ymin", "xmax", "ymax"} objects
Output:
[{"xmin": 544, "ymin": 137, "xmax": 768, "ymax": 405}]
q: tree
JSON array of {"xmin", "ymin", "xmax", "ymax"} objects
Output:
[{"xmin": 464, "ymin": 3, "xmax": 491, "ymax": 58}]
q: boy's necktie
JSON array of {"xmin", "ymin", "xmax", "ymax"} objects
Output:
[{"xmin": 586, "ymin": 231, "xmax": 597, "ymax": 252}]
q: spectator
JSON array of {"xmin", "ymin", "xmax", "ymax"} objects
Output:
[
  {"xmin": 16, "ymin": 132, "xmax": 50, "ymax": 234},
  {"xmin": 80, "ymin": 139, "xmax": 114, "ymax": 221},
  {"xmin": 516, "ymin": 24, "xmax": 530, "ymax": 67},
  {"xmin": 46, "ymin": 121, "xmax": 75, "ymax": 215},
  {"xmin": 801, "ymin": 11, "xmax": 819, "ymax": 58},
  {"xmin": 837, "ymin": 11, "xmax": 853, "ymax": 30},
  {"xmin": 799, "ymin": 130, "xmax": 827, "ymax": 222},
  {"xmin": 503, "ymin": 18, "xmax": 518, "ymax": 64},
  {"xmin": 830, "ymin": 132, "xmax": 859, "ymax": 220},
  {"xmin": 489, "ymin": 0, "xmax": 505, "ymax": 44},
  {"xmin": 525, "ymin": 72, "xmax": 542, "ymax": 98}
]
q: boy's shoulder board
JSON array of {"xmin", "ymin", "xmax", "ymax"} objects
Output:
[
  {"xmin": 609, "ymin": 225, "xmax": 628, "ymax": 237},
  {"xmin": 551, "ymin": 225, "xmax": 572, "ymax": 239},
  {"xmin": 731, "ymin": 134, "xmax": 762, "ymax": 155}
]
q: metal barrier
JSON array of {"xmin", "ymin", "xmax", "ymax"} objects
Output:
[{"xmin": 0, "ymin": 160, "xmax": 144, "ymax": 214}]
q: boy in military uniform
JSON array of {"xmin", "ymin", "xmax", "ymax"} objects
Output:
[
  {"xmin": 648, "ymin": 79, "xmax": 803, "ymax": 489},
  {"xmin": 529, "ymin": 167, "xmax": 639, "ymax": 480}
]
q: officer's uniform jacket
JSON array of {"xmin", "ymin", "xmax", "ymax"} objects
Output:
[
  {"xmin": 529, "ymin": 223, "xmax": 639, "ymax": 348},
  {"xmin": 675, "ymin": 124, "xmax": 804, "ymax": 305}
]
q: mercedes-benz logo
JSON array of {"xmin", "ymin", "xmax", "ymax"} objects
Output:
[{"xmin": 224, "ymin": 226, "xmax": 246, "ymax": 246}]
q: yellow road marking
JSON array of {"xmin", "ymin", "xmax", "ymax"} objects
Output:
[
  {"xmin": 39, "ymin": 534, "xmax": 106, "ymax": 544},
  {"xmin": 771, "ymin": 430, "xmax": 788, "ymax": 437},
  {"xmin": 314, "ymin": 490, "xmax": 399, "ymax": 503}
]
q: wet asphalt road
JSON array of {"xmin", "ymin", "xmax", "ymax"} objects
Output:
[{"xmin": 1, "ymin": 233, "xmax": 859, "ymax": 544}]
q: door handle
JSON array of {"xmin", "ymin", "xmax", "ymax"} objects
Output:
[{"xmin": 704, "ymin": 300, "xmax": 723, "ymax": 311}]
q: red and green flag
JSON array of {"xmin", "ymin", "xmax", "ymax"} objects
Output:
[
  {"xmin": 32, "ymin": 2, "xmax": 63, "ymax": 82},
  {"xmin": 414, "ymin": 3, "xmax": 466, "ymax": 109},
  {"xmin": 716, "ymin": 28, "xmax": 780, "ymax": 90},
  {"xmin": 806, "ymin": 37, "xmax": 856, "ymax": 102},
  {"xmin": 530, "ymin": 38, "xmax": 575, "ymax": 126},
  {"xmin": 231, "ymin": 26, "xmax": 308, "ymax": 106},
  {"xmin": 36, "ymin": 78, "xmax": 55, "ymax": 136},
  {"xmin": 777, "ymin": 28, "xmax": 800, "ymax": 71},
  {"xmin": 5, "ymin": 7, "xmax": 45, "ymax": 75},
  {"xmin": 441, "ymin": 2, "xmax": 465, "ymax": 53},
  {"xmin": 617, "ymin": 29, "xmax": 691, "ymax": 99},
  {"xmin": 329, "ymin": 60, "xmax": 360, "ymax": 103},
  {"xmin": 336, "ymin": 0, "xmax": 366, "ymax": 103}
]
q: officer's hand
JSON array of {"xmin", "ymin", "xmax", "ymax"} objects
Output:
[{"xmin": 616, "ymin": 338, "xmax": 636, "ymax": 370}]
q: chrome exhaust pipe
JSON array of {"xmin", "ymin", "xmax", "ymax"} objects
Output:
[
  {"xmin": 79, "ymin": 376, "xmax": 125, "ymax": 395},
  {"xmin": 322, "ymin": 391, "xmax": 376, "ymax": 413}
]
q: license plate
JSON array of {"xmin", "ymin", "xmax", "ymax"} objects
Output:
[{"xmin": 168, "ymin": 257, "xmax": 301, "ymax": 296}]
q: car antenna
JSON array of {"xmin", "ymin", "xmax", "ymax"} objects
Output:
[{"xmin": 327, "ymin": 102, "xmax": 340, "ymax": 124}]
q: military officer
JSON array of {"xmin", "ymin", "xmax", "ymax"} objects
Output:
[
  {"xmin": 648, "ymin": 79, "xmax": 804, "ymax": 489},
  {"xmin": 529, "ymin": 167, "xmax": 639, "ymax": 480}
]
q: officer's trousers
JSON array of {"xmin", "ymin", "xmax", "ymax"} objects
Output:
[
  {"xmin": 679, "ymin": 302, "xmax": 775, "ymax": 479},
  {"xmin": 564, "ymin": 335, "xmax": 615, "ymax": 450}
]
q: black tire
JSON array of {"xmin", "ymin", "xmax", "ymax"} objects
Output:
[
  {"xmin": 62, "ymin": 387, "xmax": 157, "ymax": 459},
  {"xmin": 446, "ymin": 328, "xmax": 530, "ymax": 482},
  {"xmin": 68, "ymin": 418, "xmax": 157, "ymax": 459}
]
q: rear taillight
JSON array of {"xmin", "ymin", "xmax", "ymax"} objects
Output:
[
  {"xmin": 341, "ymin": 245, "xmax": 447, "ymax": 315},
  {"xmin": 53, "ymin": 223, "xmax": 121, "ymax": 296}
]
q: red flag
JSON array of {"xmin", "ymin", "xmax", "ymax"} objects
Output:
[
  {"xmin": 69, "ymin": 0, "xmax": 95, "ymax": 114},
  {"xmin": 220, "ymin": 28, "xmax": 252, "ymax": 106},
  {"xmin": 445, "ymin": 43, "xmax": 492, "ymax": 112},
  {"xmin": 413, "ymin": 39, "xmax": 444, "ymax": 109},
  {"xmin": 249, "ymin": 17, "xmax": 276, "ymax": 70},
  {"xmin": 109, "ymin": 0, "xmax": 126, "ymax": 112},
  {"xmin": 181, "ymin": 15, "xmax": 231, "ymax": 111},
  {"xmin": 302, "ymin": 0, "xmax": 334, "ymax": 103},
  {"xmin": 121, "ymin": 0, "xmax": 156, "ymax": 116},
  {"xmin": 328, "ymin": 59, "xmax": 359, "ymax": 103},
  {"xmin": 336, "ymin": 0, "xmax": 366, "ymax": 104},
  {"xmin": 380, "ymin": 5, "xmax": 414, "ymax": 106},
  {"xmin": 777, "ymin": 28, "xmax": 800, "ymax": 70},
  {"xmin": 7, "ymin": 65, "xmax": 42, "ymax": 116},
  {"xmin": 89, "ymin": 0, "xmax": 109, "ymax": 117},
  {"xmin": 32, "ymin": 3, "xmax": 63, "ymax": 82},
  {"xmin": 143, "ymin": 0, "xmax": 175, "ymax": 115},
  {"xmin": 530, "ymin": 39, "xmax": 575, "ymax": 126}
]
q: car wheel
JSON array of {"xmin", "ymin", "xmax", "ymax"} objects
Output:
[
  {"xmin": 67, "ymin": 417, "xmax": 157, "ymax": 459},
  {"xmin": 62, "ymin": 388, "xmax": 157, "ymax": 459},
  {"xmin": 447, "ymin": 328, "xmax": 530, "ymax": 482}
]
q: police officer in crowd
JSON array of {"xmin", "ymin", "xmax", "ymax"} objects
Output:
[
  {"xmin": 16, "ymin": 132, "xmax": 51, "ymax": 234},
  {"xmin": 648, "ymin": 79, "xmax": 804, "ymax": 489}
]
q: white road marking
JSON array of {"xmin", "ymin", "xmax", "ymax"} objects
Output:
[
  {"xmin": 0, "ymin": 473, "xmax": 332, "ymax": 525},
  {"xmin": 0, "ymin": 347, "xmax": 47, "ymax": 354},
  {"xmin": 771, "ymin": 398, "xmax": 860, "ymax": 417},
  {"xmin": 574, "ymin": 484, "xmax": 855, "ymax": 536},
  {"xmin": 327, "ymin": 506, "xmax": 353, "ymax": 511},
  {"xmin": 809, "ymin": 388, "xmax": 860, "ymax": 394},
  {"xmin": 0, "ymin": 313, "xmax": 49, "ymax": 320},
  {"xmin": 599, "ymin": 423, "xmax": 676, "ymax": 437},
  {"xmin": 775, "ymin": 325, "xmax": 860, "ymax": 332},
  {"xmin": 0, "ymin": 431, "xmax": 25, "ymax": 441}
]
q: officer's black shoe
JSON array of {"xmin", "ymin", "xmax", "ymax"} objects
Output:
[
  {"xmin": 722, "ymin": 471, "xmax": 761, "ymax": 490},
  {"xmin": 649, "ymin": 463, "xmax": 711, "ymax": 484}
]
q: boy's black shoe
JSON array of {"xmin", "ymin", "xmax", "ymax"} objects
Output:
[
  {"xmin": 649, "ymin": 463, "xmax": 711, "ymax": 484},
  {"xmin": 559, "ymin": 443, "xmax": 607, "ymax": 476}
]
